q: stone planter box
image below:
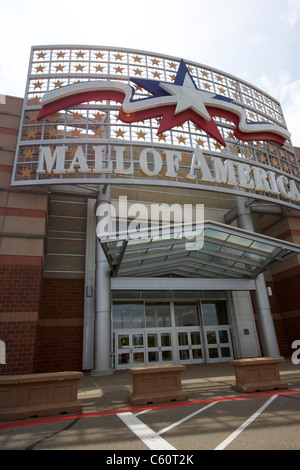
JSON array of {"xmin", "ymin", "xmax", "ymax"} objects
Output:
[
  {"xmin": 127, "ymin": 364, "xmax": 188, "ymax": 405},
  {"xmin": 0, "ymin": 371, "xmax": 83, "ymax": 421},
  {"xmin": 228, "ymin": 357, "xmax": 289, "ymax": 393}
]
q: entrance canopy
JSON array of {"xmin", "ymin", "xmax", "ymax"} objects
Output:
[{"xmin": 98, "ymin": 220, "xmax": 300, "ymax": 279}]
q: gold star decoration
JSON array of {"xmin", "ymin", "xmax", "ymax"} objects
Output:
[
  {"xmin": 72, "ymin": 112, "xmax": 83, "ymax": 121},
  {"xmin": 23, "ymin": 148, "xmax": 34, "ymax": 160},
  {"xmin": 245, "ymin": 149, "xmax": 253, "ymax": 159},
  {"xmin": 214, "ymin": 142, "xmax": 223, "ymax": 151},
  {"xmin": 75, "ymin": 64, "xmax": 85, "ymax": 72},
  {"xmin": 37, "ymin": 52, "xmax": 46, "ymax": 60},
  {"xmin": 55, "ymin": 64, "xmax": 65, "ymax": 72},
  {"xmin": 56, "ymin": 51, "xmax": 66, "ymax": 59},
  {"xmin": 28, "ymin": 112, "xmax": 38, "ymax": 123},
  {"xmin": 227, "ymin": 131, "xmax": 235, "ymax": 139},
  {"xmin": 53, "ymin": 80, "xmax": 64, "ymax": 88},
  {"xmin": 133, "ymin": 68, "xmax": 142, "ymax": 76},
  {"xmin": 271, "ymin": 157, "xmax": 280, "ymax": 168},
  {"xmin": 35, "ymin": 65, "xmax": 45, "ymax": 73},
  {"xmin": 114, "ymin": 128, "xmax": 126, "ymax": 138},
  {"xmin": 177, "ymin": 135, "xmax": 186, "ymax": 144},
  {"xmin": 20, "ymin": 166, "xmax": 33, "ymax": 179},
  {"xmin": 114, "ymin": 66, "xmax": 124, "ymax": 74},
  {"xmin": 26, "ymin": 129, "xmax": 37, "ymax": 139},
  {"xmin": 282, "ymin": 163, "xmax": 289, "ymax": 172},
  {"xmin": 48, "ymin": 113, "xmax": 60, "ymax": 122},
  {"xmin": 136, "ymin": 130, "xmax": 147, "ymax": 140},
  {"xmin": 76, "ymin": 51, "xmax": 85, "ymax": 59},
  {"xmin": 158, "ymin": 134, "xmax": 167, "ymax": 142},
  {"xmin": 289, "ymin": 154, "xmax": 295, "ymax": 163},
  {"xmin": 93, "ymin": 128, "xmax": 104, "ymax": 137},
  {"xmin": 28, "ymin": 95, "xmax": 41, "ymax": 106},
  {"xmin": 71, "ymin": 128, "xmax": 82, "ymax": 138},
  {"xmin": 114, "ymin": 53, "xmax": 124, "ymax": 61},
  {"xmin": 230, "ymin": 146, "xmax": 239, "ymax": 155},
  {"xmin": 168, "ymin": 61, "xmax": 177, "ymax": 69},
  {"xmin": 93, "ymin": 112, "xmax": 105, "ymax": 121},
  {"xmin": 152, "ymin": 71, "xmax": 161, "ymax": 79},
  {"xmin": 95, "ymin": 51, "xmax": 104, "ymax": 59},
  {"xmin": 49, "ymin": 127, "xmax": 58, "ymax": 139},
  {"xmin": 181, "ymin": 154, "xmax": 190, "ymax": 164},
  {"xmin": 94, "ymin": 65, "xmax": 104, "ymax": 72},
  {"xmin": 133, "ymin": 55, "xmax": 142, "ymax": 63},
  {"xmin": 34, "ymin": 81, "xmax": 43, "ymax": 89},
  {"xmin": 196, "ymin": 138, "xmax": 205, "ymax": 147},
  {"xmin": 151, "ymin": 58, "xmax": 159, "ymax": 66}
]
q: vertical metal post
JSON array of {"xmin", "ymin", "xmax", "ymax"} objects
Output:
[
  {"xmin": 236, "ymin": 197, "xmax": 280, "ymax": 357},
  {"xmin": 92, "ymin": 185, "xmax": 113, "ymax": 375}
]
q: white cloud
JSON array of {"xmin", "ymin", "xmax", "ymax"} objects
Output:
[{"xmin": 280, "ymin": 0, "xmax": 300, "ymax": 28}]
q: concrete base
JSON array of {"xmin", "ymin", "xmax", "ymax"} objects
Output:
[
  {"xmin": 127, "ymin": 364, "xmax": 188, "ymax": 405},
  {"xmin": 228, "ymin": 357, "xmax": 289, "ymax": 393},
  {"xmin": 0, "ymin": 371, "xmax": 83, "ymax": 421}
]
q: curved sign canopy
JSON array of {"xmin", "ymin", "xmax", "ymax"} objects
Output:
[{"xmin": 11, "ymin": 45, "xmax": 300, "ymax": 210}]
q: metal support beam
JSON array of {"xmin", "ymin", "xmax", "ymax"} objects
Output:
[
  {"xmin": 92, "ymin": 185, "xmax": 113, "ymax": 375},
  {"xmin": 235, "ymin": 197, "xmax": 281, "ymax": 357}
]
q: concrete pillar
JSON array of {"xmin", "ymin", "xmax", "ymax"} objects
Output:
[
  {"xmin": 92, "ymin": 185, "xmax": 113, "ymax": 375},
  {"xmin": 236, "ymin": 197, "xmax": 280, "ymax": 357}
]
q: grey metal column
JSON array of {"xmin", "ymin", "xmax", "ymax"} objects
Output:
[
  {"xmin": 236, "ymin": 197, "xmax": 280, "ymax": 357},
  {"xmin": 92, "ymin": 185, "xmax": 113, "ymax": 375}
]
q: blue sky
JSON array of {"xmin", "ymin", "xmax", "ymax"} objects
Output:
[{"xmin": 1, "ymin": 0, "xmax": 299, "ymax": 145}]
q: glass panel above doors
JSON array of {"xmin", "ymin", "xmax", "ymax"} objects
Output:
[
  {"xmin": 145, "ymin": 302, "xmax": 172, "ymax": 328},
  {"xmin": 201, "ymin": 301, "xmax": 229, "ymax": 326},
  {"xmin": 113, "ymin": 302, "xmax": 144, "ymax": 329},
  {"xmin": 174, "ymin": 303, "xmax": 200, "ymax": 327}
]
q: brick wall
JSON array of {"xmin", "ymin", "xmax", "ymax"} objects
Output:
[
  {"xmin": 35, "ymin": 278, "xmax": 84, "ymax": 373},
  {"xmin": 0, "ymin": 96, "xmax": 47, "ymax": 375},
  {"xmin": 0, "ymin": 262, "xmax": 43, "ymax": 374},
  {"xmin": 273, "ymin": 266, "xmax": 300, "ymax": 356}
]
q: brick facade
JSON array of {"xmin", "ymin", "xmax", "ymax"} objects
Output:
[
  {"xmin": 36, "ymin": 278, "xmax": 84, "ymax": 373},
  {"xmin": 0, "ymin": 96, "xmax": 47, "ymax": 375},
  {"xmin": 1, "ymin": 95, "xmax": 300, "ymax": 374}
]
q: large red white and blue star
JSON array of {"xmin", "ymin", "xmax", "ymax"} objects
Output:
[{"xmin": 37, "ymin": 59, "xmax": 290, "ymax": 146}]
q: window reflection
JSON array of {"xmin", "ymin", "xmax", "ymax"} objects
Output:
[{"xmin": 202, "ymin": 301, "xmax": 228, "ymax": 326}]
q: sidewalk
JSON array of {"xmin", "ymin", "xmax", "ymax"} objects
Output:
[{"xmin": 77, "ymin": 360, "xmax": 300, "ymax": 414}]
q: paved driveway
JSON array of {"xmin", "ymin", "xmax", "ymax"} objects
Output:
[{"xmin": 1, "ymin": 375, "xmax": 300, "ymax": 452}]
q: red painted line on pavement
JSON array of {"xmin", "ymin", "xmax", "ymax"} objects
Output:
[{"xmin": 1, "ymin": 388, "xmax": 300, "ymax": 430}]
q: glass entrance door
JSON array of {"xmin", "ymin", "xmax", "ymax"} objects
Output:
[
  {"xmin": 146, "ymin": 331, "xmax": 173, "ymax": 365},
  {"xmin": 177, "ymin": 329, "xmax": 204, "ymax": 364},
  {"xmin": 204, "ymin": 327, "xmax": 234, "ymax": 363},
  {"xmin": 116, "ymin": 332, "xmax": 145, "ymax": 369}
]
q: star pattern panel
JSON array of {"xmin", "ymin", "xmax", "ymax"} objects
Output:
[{"xmin": 11, "ymin": 45, "xmax": 300, "ymax": 210}]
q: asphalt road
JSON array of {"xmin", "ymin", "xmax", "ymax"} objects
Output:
[{"xmin": 1, "ymin": 375, "xmax": 300, "ymax": 453}]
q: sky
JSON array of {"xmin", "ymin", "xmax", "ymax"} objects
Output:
[{"xmin": 1, "ymin": 0, "xmax": 300, "ymax": 146}]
